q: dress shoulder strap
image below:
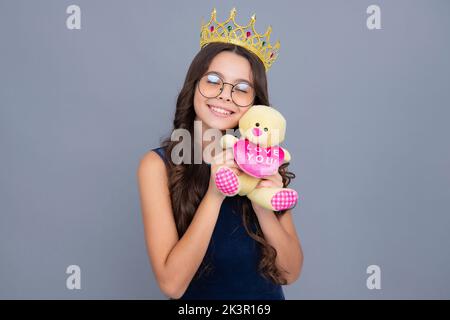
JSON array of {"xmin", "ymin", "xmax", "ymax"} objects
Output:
[{"xmin": 152, "ymin": 146, "xmax": 169, "ymax": 166}]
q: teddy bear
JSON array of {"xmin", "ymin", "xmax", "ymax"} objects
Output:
[{"xmin": 214, "ymin": 105, "xmax": 299, "ymax": 212}]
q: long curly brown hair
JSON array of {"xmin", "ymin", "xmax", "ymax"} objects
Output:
[{"xmin": 160, "ymin": 42, "xmax": 295, "ymax": 285}]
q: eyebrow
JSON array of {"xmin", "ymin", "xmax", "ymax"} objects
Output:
[{"xmin": 208, "ymin": 70, "xmax": 253, "ymax": 85}]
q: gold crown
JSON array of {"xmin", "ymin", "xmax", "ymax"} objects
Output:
[{"xmin": 200, "ymin": 8, "xmax": 280, "ymax": 71}]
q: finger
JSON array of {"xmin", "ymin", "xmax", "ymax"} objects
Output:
[
  {"xmin": 230, "ymin": 167, "xmax": 241, "ymax": 176},
  {"xmin": 214, "ymin": 150, "xmax": 234, "ymax": 164},
  {"xmin": 276, "ymin": 173, "xmax": 283, "ymax": 183},
  {"xmin": 267, "ymin": 177, "xmax": 283, "ymax": 188},
  {"xmin": 224, "ymin": 150, "xmax": 235, "ymax": 161},
  {"xmin": 225, "ymin": 158, "xmax": 238, "ymax": 167},
  {"xmin": 256, "ymin": 180, "xmax": 273, "ymax": 189},
  {"xmin": 213, "ymin": 152, "xmax": 227, "ymax": 165},
  {"xmin": 265, "ymin": 174, "xmax": 283, "ymax": 185}
]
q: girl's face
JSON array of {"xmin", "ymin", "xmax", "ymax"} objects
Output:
[{"xmin": 194, "ymin": 51, "xmax": 254, "ymax": 131}]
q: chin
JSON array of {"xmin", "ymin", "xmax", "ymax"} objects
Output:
[{"xmin": 205, "ymin": 118, "xmax": 237, "ymax": 131}]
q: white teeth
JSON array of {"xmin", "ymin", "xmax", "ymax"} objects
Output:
[{"xmin": 209, "ymin": 105, "xmax": 232, "ymax": 115}]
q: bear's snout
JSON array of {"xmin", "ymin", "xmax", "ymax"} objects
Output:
[{"xmin": 252, "ymin": 127, "xmax": 263, "ymax": 136}]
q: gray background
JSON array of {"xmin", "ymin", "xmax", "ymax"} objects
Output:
[{"xmin": 1, "ymin": 0, "xmax": 449, "ymax": 299}]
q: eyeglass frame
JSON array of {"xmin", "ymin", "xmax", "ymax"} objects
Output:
[{"xmin": 196, "ymin": 72, "xmax": 256, "ymax": 108}]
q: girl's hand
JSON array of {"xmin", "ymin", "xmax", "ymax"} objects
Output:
[
  {"xmin": 255, "ymin": 172, "xmax": 283, "ymax": 189},
  {"xmin": 207, "ymin": 149, "xmax": 242, "ymax": 198},
  {"xmin": 251, "ymin": 171, "xmax": 284, "ymax": 214}
]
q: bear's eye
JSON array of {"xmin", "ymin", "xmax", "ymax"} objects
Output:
[
  {"xmin": 264, "ymin": 128, "xmax": 268, "ymax": 132},
  {"xmin": 255, "ymin": 123, "xmax": 260, "ymax": 127}
]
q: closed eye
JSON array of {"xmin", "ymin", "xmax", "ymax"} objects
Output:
[{"xmin": 235, "ymin": 83, "xmax": 250, "ymax": 92}]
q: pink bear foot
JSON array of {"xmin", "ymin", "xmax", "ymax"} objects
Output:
[
  {"xmin": 215, "ymin": 167, "xmax": 240, "ymax": 196},
  {"xmin": 271, "ymin": 189, "xmax": 299, "ymax": 211}
]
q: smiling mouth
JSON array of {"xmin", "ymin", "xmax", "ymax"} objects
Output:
[{"xmin": 207, "ymin": 104, "xmax": 235, "ymax": 117}]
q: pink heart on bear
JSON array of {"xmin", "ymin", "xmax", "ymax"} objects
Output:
[{"xmin": 233, "ymin": 139, "xmax": 285, "ymax": 178}]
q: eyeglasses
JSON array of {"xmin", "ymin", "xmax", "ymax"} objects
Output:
[{"xmin": 197, "ymin": 72, "xmax": 255, "ymax": 108}]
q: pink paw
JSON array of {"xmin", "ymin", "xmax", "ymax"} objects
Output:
[
  {"xmin": 215, "ymin": 167, "xmax": 239, "ymax": 196},
  {"xmin": 271, "ymin": 189, "xmax": 299, "ymax": 211}
]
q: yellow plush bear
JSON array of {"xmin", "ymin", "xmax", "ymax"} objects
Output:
[{"xmin": 214, "ymin": 105, "xmax": 299, "ymax": 212}]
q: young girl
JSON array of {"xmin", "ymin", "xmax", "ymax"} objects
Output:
[{"xmin": 138, "ymin": 10, "xmax": 303, "ymax": 300}]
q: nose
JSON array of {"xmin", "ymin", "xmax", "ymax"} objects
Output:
[
  {"xmin": 217, "ymin": 84, "xmax": 232, "ymax": 102},
  {"xmin": 252, "ymin": 127, "xmax": 262, "ymax": 136}
]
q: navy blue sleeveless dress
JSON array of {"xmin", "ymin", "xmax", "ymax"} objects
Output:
[{"xmin": 152, "ymin": 146, "xmax": 285, "ymax": 300}]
